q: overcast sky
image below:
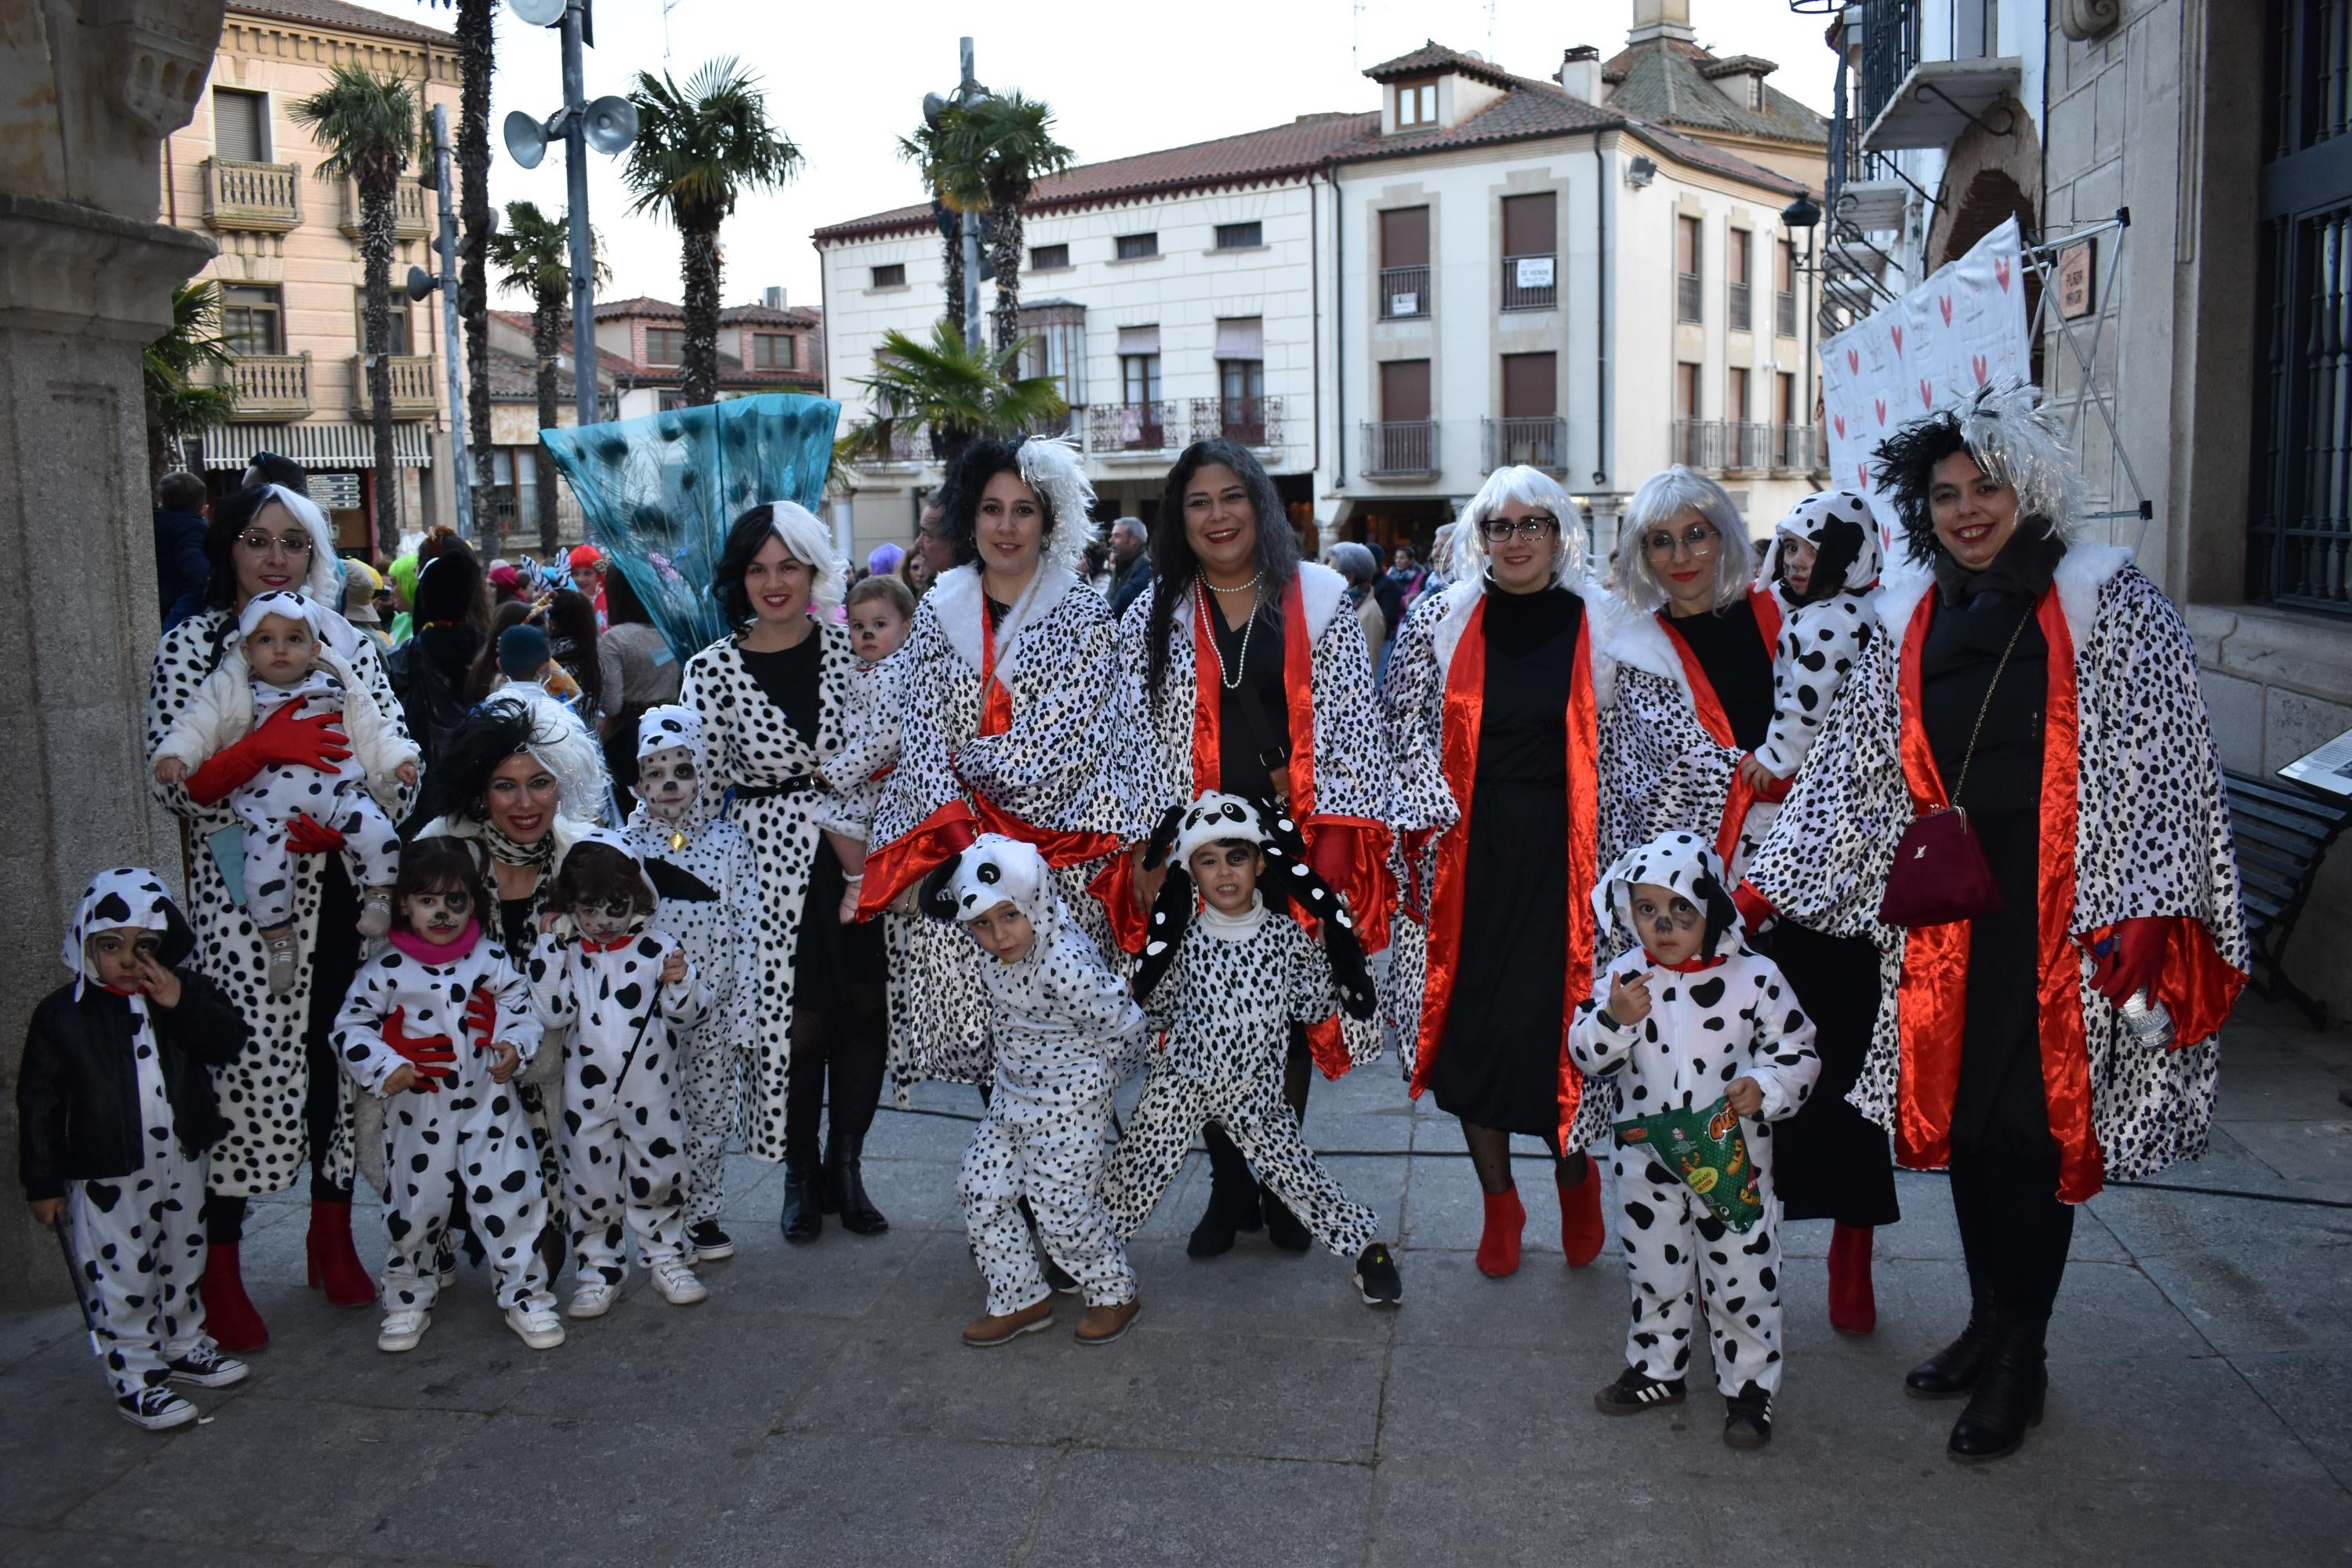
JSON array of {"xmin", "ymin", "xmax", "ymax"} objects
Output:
[{"xmin": 358, "ymin": 0, "xmax": 1838, "ymax": 314}]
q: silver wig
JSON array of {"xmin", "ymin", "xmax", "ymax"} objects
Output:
[
  {"xmin": 1606, "ymin": 465, "xmax": 1753, "ymax": 612},
  {"xmin": 1447, "ymin": 464, "xmax": 1586, "ymax": 585}
]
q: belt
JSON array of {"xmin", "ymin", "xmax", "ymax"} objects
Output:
[{"xmin": 732, "ymin": 775, "xmax": 815, "ymax": 802}]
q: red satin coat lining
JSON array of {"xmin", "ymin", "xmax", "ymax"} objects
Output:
[{"xmin": 1655, "ymin": 586, "xmax": 1788, "ymax": 869}]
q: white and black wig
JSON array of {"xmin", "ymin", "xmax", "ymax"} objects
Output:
[
  {"xmin": 1871, "ymin": 379, "xmax": 2085, "ymax": 567},
  {"xmin": 1607, "ymin": 465, "xmax": 1754, "ymax": 612},
  {"xmin": 713, "ymin": 499, "xmax": 849, "ymax": 622}
]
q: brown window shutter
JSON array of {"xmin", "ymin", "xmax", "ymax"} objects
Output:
[
  {"xmin": 1381, "ymin": 206, "xmax": 1430, "ymax": 269},
  {"xmin": 1381, "ymin": 359, "xmax": 1431, "ymax": 421},
  {"xmin": 1501, "ymin": 193, "xmax": 1555, "ymax": 256},
  {"xmin": 1501, "ymin": 352, "xmax": 1555, "ymax": 418}
]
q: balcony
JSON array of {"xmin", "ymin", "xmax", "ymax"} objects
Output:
[
  {"xmin": 1087, "ymin": 401, "xmax": 1181, "ymax": 456},
  {"xmin": 1482, "ymin": 416, "xmax": 1566, "ymax": 474},
  {"xmin": 845, "ymin": 420, "xmax": 935, "ymax": 468},
  {"xmin": 1671, "ymin": 420, "xmax": 1821, "ymax": 474},
  {"xmin": 1377, "ymin": 266, "xmax": 1429, "ymax": 321},
  {"xmin": 1361, "ymin": 420, "xmax": 1438, "ymax": 477},
  {"xmin": 212, "ymin": 353, "xmax": 314, "ymax": 420},
  {"xmin": 201, "ymin": 158, "xmax": 301, "ymax": 233},
  {"xmin": 340, "ymin": 177, "xmax": 432, "ymax": 240},
  {"xmin": 1858, "ymin": 0, "xmax": 2020, "ymax": 154},
  {"xmin": 348, "ymin": 355, "xmax": 439, "ymax": 419},
  {"xmin": 1501, "ymin": 253, "xmax": 1556, "ymax": 312},
  {"xmin": 1728, "ymin": 280, "xmax": 1752, "ymax": 334},
  {"xmin": 1769, "ymin": 423, "xmax": 1822, "ymax": 472},
  {"xmin": 1189, "ymin": 395, "xmax": 1284, "ymax": 450}
]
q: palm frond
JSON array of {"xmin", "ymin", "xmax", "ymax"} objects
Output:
[
  {"xmin": 622, "ymin": 56, "xmax": 802, "ymax": 231},
  {"xmin": 487, "ymin": 199, "xmax": 608, "ymax": 299},
  {"xmin": 289, "ymin": 62, "xmax": 421, "ymax": 183},
  {"xmin": 849, "ymin": 319, "xmax": 1067, "ymax": 451}
]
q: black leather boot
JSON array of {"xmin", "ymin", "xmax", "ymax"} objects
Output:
[
  {"xmin": 1905, "ymin": 1294, "xmax": 1999, "ymax": 1399},
  {"xmin": 1261, "ymin": 1185, "xmax": 1312, "ymax": 1254},
  {"xmin": 1947, "ymin": 1316, "xmax": 2049, "ymax": 1461},
  {"xmin": 1187, "ymin": 1135, "xmax": 1263, "ymax": 1258},
  {"xmin": 818, "ymin": 1138, "xmax": 844, "ymax": 1216},
  {"xmin": 779, "ymin": 1163, "xmax": 822, "ymax": 1243},
  {"xmin": 830, "ymin": 1133, "xmax": 889, "ymax": 1236}
]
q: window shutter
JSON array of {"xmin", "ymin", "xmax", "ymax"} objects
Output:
[
  {"xmin": 1117, "ymin": 325, "xmax": 1161, "ymax": 356},
  {"xmin": 1501, "ymin": 193, "xmax": 1555, "ymax": 256},
  {"xmin": 1213, "ymin": 318, "xmax": 1263, "ymax": 360},
  {"xmin": 214, "ymin": 89, "xmax": 266, "ymax": 162}
]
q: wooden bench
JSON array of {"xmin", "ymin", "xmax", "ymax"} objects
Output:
[{"xmin": 2225, "ymin": 768, "xmax": 2350, "ymax": 1027}]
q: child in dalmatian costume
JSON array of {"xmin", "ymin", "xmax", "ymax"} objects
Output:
[
  {"xmin": 526, "ymin": 829, "xmax": 710, "ymax": 1319},
  {"xmin": 1751, "ymin": 489, "xmax": 1885, "ymax": 785},
  {"xmin": 17, "ymin": 869, "xmax": 252, "ymax": 1430},
  {"xmin": 1569, "ymin": 831, "xmax": 1819, "ymax": 1450},
  {"xmin": 152, "ymin": 590, "xmax": 419, "ymax": 993},
  {"xmin": 938, "ymin": 835, "xmax": 1145, "ymax": 1348},
  {"xmin": 1102, "ymin": 793, "xmax": 1404, "ymax": 1306},
  {"xmin": 622, "ymin": 704, "xmax": 759, "ymax": 1261},
  {"xmin": 332, "ymin": 837, "xmax": 559, "ymax": 1355}
]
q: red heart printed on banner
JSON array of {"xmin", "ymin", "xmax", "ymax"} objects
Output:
[
  {"xmin": 1972, "ymin": 354, "xmax": 1989, "ymax": 384},
  {"xmin": 1857, "ymin": 463, "xmax": 1870, "ymax": 490},
  {"xmin": 1939, "ymin": 295, "xmax": 1953, "ymax": 326},
  {"xmin": 1994, "ymin": 259, "xmax": 2012, "ymax": 293},
  {"xmin": 1892, "ymin": 325, "xmax": 1904, "ymax": 355},
  {"xmin": 1920, "ymin": 378, "xmax": 1933, "ymax": 409},
  {"xmin": 1875, "ymin": 397, "xmax": 1886, "ymax": 426},
  {"xmin": 1846, "ymin": 348, "xmax": 1860, "ymax": 375},
  {"xmin": 1834, "ymin": 413, "xmax": 1846, "ymax": 438}
]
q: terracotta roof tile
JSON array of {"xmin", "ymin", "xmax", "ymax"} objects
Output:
[
  {"xmin": 1363, "ymin": 41, "xmax": 1519, "ymax": 89},
  {"xmin": 229, "ymin": 0, "xmax": 452, "ymax": 45},
  {"xmin": 718, "ymin": 302, "xmax": 822, "ymax": 325},
  {"xmin": 591, "ymin": 295, "xmax": 684, "ymax": 322}
]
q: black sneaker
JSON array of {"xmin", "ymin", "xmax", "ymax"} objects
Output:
[
  {"xmin": 1724, "ymin": 1381, "xmax": 1774, "ymax": 1449},
  {"xmin": 1352, "ymin": 1243, "xmax": 1403, "ymax": 1306},
  {"xmin": 116, "ymin": 1388, "xmax": 198, "ymax": 1431},
  {"xmin": 165, "ymin": 1345, "xmax": 249, "ymax": 1389},
  {"xmin": 688, "ymin": 1221, "xmax": 735, "ymax": 1261},
  {"xmin": 1592, "ymin": 1365, "xmax": 1687, "ymax": 1416}
]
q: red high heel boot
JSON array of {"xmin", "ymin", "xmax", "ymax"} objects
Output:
[
  {"xmin": 305, "ymin": 1199, "xmax": 377, "ymax": 1308},
  {"xmin": 1828, "ymin": 1221, "xmax": 1877, "ymax": 1334},
  {"xmin": 1559, "ymin": 1154, "xmax": 1606, "ymax": 1269},
  {"xmin": 1475, "ymin": 1186, "xmax": 1525, "ymax": 1279},
  {"xmin": 198, "ymin": 1243, "xmax": 268, "ymax": 1352}
]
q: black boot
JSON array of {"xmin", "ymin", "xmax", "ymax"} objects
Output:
[
  {"xmin": 1187, "ymin": 1131, "xmax": 1263, "ymax": 1258},
  {"xmin": 818, "ymin": 1138, "xmax": 844, "ymax": 1216},
  {"xmin": 1261, "ymin": 1185, "xmax": 1312, "ymax": 1254},
  {"xmin": 1905, "ymin": 1294, "xmax": 1999, "ymax": 1399},
  {"xmin": 830, "ymin": 1132, "xmax": 889, "ymax": 1236},
  {"xmin": 1947, "ymin": 1317, "xmax": 2049, "ymax": 1462},
  {"xmin": 780, "ymin": 1163, "xmax": 823, "ymax": 1243}
]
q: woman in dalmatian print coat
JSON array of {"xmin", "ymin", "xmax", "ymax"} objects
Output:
[
  {"xmin": 1570, "ymin": 831, "xmax": 1817, "ymax": 1450},
  {"xmin": 860, "ymin": 438, "xmax": 1152, "ymax": 1094},
  {"xmin": 19, "ymin": 869, "xmax": 252, "ymax": 1430},
  {"xmin": 1381, "ymin": 466, "xmax": 1638, "ymax": 1283},
  {"xmin": 526, "ymin": 828, "xmax": 710, "ymax": 1319},
  {"xmin": 1102, "ymin": 793, "xmax": 1403, "ymax": 1305},
  {"xmin": 143, "ymin": 481, "xmax": 416, "ymax": 1351},
  {"xmin": 1741, "ymin": 384, "xmax": 2249, "ymax": 1462},
  {"xmin": 679, "ymin": 502, "xmax": 880, "ymax": 1244},
  {"xmin": 1120, "ymin": 440, "xmax": 1394, "ymax": 1258}
]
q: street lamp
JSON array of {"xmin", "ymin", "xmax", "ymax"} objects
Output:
[
  {"xmin": 403, "ymin": 104, "xmax": 479, "ymax": 540},
  {"xmin": 922, "ymin": 38, "xmax": 988, "ymax": 350}
]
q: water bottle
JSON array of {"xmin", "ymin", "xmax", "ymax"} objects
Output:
[{"xmin": 2116, "ymin": 989, "xmax": 2175, "ymax": 1050}]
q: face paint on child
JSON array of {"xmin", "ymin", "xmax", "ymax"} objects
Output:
[
  {"xmin": 637, "ymin": 745, "xmax": 698, "ymax": 824},
  {"xmin": 847, "ymin": 601, "xmax": 909, "ymax": 664},
  {"xmin": 1779, "ymin": 536, "xmax": 1818, "ymax": 597},
  {"xmin": 1630, "ymin": 881, "xmax": 1705, "ymax": 966},
  {"xmin": 83, "ymin": 928, "xmax": 163, "ymax": 993},
  {"xmin": 574, "ymin": 896, "xmax": 640, "ymax": 942},
  {"xmin": 964, "ymin": 899, "xmax": 1034, "ymax": 964},
  {"xmin": 402, "ymin": 887, "xmax": 473, "ymax": 945},
  {"xmin": 245, "ymin": 612, "xmax": 317, "ymax": 688},
  {"xmin": 1186, "ymin": 840, "xmax": 1262, "ymax": 916}
]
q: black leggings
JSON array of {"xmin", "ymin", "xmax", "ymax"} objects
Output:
[
  {"xmin": 1202, "ymin": 1027, "xmax": 1314, "ymax": 1200},
  {"xmin": 1948, "ymin": 1127, "xmax": 2076, "ymax": 1324},
  {"xmin": 1459, "ymin": 1119, "xmax": 1583, "ymax": 1196},
  {"xmin": 783, "ymin": 982, "xmax": 888, "ymax": 1170}
]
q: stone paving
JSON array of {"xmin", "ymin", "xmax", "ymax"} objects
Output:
[{"xmin": 2, "ymin": 994, "xmax": 2348, "ymax": 1566}]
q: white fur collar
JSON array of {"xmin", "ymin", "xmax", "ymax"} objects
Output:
[
  {"xmin": 1432, "ymin": 575, "xmax": 1625, "ymax": 710},
  {"xmin": 1876, "ymin": 544, "xmax": 2129, "ymax": 659},
  {"xmin": 930, "ymin": 561, "xmax": 1077, "ymax": 677},
  {"xmin": 1296, "ymin": 560, "xmax": 1348, "ymax": 645},
  {"xmin": 1602, "ymin": 598, "xmax": 1693, "ymax": 707}
]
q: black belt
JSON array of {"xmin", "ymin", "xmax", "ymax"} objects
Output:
[{"xmin": 732, "ymin": 775, "xmax": 815, "ymax": 801}]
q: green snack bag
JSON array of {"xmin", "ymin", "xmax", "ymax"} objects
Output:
[{"xmin": 1612, "ymin": 1095, "xmax": 1766, "ymax": 1233}]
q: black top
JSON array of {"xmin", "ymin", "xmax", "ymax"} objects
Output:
[
  {"xmin": 1475, "ymin": 584, "xmax": 1584, "ymax": 783},
  {"xmin": 497, "ymin": 896, "xmax": 537, "ymax": 954},
  {"xmin": 739, "ymin": 634, "xmax": 822, "ymax": 747},
  {"xmin": 1922, "ymin": 588, "xmax": 2048, "ymax": 813},
  {"xmin": 1209, "ymin": 590, "xmax": 1290, "ymax": 803},
  {"xmin": 1666, "ymin": 597, "xmax": 1773, "ymax": 752}
]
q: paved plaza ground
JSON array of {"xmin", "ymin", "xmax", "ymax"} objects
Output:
[{"xmin": 0, "ymin": 994, "xmax": 2347, "ymax": 1566}]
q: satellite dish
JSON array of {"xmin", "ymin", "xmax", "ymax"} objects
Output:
[
  {"xmin": 504, "ymin": 109, "xmax": 549, "ymax": 169},
  {"xmin": 583, "ymin": 95, "xmax": 638, "ymax": 155},
  {"xmin": 405, "ymin": 265, "xmax": 437, "ymax": 302},
  {"xmin": 508, "ymin": 0, "xmax": 566, "ymax": 25}
]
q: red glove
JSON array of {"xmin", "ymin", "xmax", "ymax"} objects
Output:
[
  {"xmin": 183, "ymin": 699, "xmax": 352, "ymax": 808},
  {"xmin": 381, "ymin": 1006, "xmax": 456, "ymax": 1094},
  {"xmin": 2089, "ymin": 916, "xmax": 2172, "ymax": 1004},
  {"xmin": 463, "ymin": 987, "xmax": 499, "ymax": 1054},
  {"xmin": 284, "ymin": 811, "xmax": 347, "ymax": 855}
]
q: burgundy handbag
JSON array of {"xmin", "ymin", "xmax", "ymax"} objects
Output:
[{"xmin": 1876, "ymin": 607, "xmax": 2034, "ymax": 928}]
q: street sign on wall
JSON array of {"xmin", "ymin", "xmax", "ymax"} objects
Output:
[{"xmin": 312, "ymin": 473, "xmax": 362, "ymax": 511}]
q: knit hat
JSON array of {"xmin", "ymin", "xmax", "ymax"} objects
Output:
[
  {"xmin": 866, "ymin": 542, "xmax": 906, "ymax": 578},
  {"xmin": 568, "ymin": 543, "xmax": 605, "ymax": 573},
  {"xmin": 238, "ymin": 588, "xmax": 321, "ymax": 642},
  {"xmin": 498, "ymin": 622, "xmax": 552, "ymax": 679}
]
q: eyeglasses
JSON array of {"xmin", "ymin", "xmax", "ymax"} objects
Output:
[
  {"xmin": 236, "ymin": 531, "xmax": 315, "ymax": 558},
  {"xmin": 1642, "ymin": 524, "xmax": 1721, "ymax": 556},
  {"xmin": 1479, "ymin": 514, "xmax": 1561, "ymax": 543}
]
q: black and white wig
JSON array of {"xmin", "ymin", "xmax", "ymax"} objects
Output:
[
  {"xmin": 713, "ymin": 499, "xmax": 848, "ymax": 623},
  {"xmin": 1606, "ymin": 465, "xmax": 1755, "ymax": 613},
  {"xmin": 1871, "ymin": 379, "xmax": 2085, "ymax": 567},
  {"xmin": 1445, "ymin": 464, "xmax": 1585, "ymax": 586}
]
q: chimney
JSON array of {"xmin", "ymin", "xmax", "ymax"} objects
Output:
[
  {"xmin": 764, "ymin": 285, "xmax": 786, "ymax": 310},
  {"xmin": 1557, "ymin": 44, "xmax": 1602, "ymax": 103},
  {"xmin": 1628, "ymin": 0, "xmax": 1695, "ymax": 46}
]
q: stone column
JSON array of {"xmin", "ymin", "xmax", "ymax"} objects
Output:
[{"xmin": 0, "ymin": 2, "xmax": 223, "ymax": 1305}]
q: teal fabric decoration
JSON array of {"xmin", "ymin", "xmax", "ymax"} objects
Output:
[{"xmin": 539, "ymin": 393, "xmax": 841, "ymax": 663}]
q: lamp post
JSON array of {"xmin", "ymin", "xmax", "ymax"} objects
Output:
[
  {"xmin": 1782, "ymin": 193, "xmax": 1824, "ymax": 466},
  {"xmin": 407, "ymin": 105, "xmax": 476, "ymax": 540},
  {"xmin": 921, "ymin": 39, "xmax": 988, "ymax": 350}
]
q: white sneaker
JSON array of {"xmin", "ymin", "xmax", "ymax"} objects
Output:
[
  {"xmin": 116, "ymin": 1388, "xmax": 198, "ymax": 1431},
  {"xmin": 376, "ymin": 1307, "xmax": 430, "ymax": 1352},
  {"xmin": 650, "ymin": 1259, "xmax": 708, "ymax": 1305},
  {"xmin": 505, "ymin": 1303, "xmax": 565, "ymax": 1350},
  {"xmin": 567, "ymin": 1279, "xmax": 617, "ymax": 1319}
]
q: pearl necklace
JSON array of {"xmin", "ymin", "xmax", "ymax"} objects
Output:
[{"xmin": 1196, "ymin": 575, "xmax": 1261, "ymax": 692}]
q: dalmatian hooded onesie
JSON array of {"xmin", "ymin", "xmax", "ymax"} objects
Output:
[
  {"xmin": 20, "ymin": 870, "xmax": 249, "ymax": 1424},
  {"xmin": 1101, "ymin": 795, "xmax": 1384, "ymax": 1260},
  {"xmin": 331, "ymin": 896, "xmax": 550, "ymax": 1328},
  {"xmin": 525, "ymin": 829, "xmax": 708, "ymax": 1295},
  {"xmin": 1568, "ymin": 833, "xmax": 1818, "ymax": 1405},
  {"xmin": 623, "ymin": 704, "xmax": 759, "ymax": 1233},
  {"xmin": 941, "ymin": 836, "xmax": 1144, "ymax": 1319},
  {"xmin": 1754, "ymin": 490, "xmax": 1884, "ymax": 782}
]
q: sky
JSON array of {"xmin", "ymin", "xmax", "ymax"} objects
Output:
[{"xmin": 358, "ymin": 0, "xmax": 1838, "ymax": 314}]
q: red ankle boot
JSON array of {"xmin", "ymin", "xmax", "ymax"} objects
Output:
[
  {"xmin": 1828, "ymin": 1221, "xmax": 1877, "ymax": 1334},
  {"xmin": 198, "ymin": 1242, "xmax": 268, "ymax": 1352},
  {"xmin": 305, "ymin": 1199, "xmax": 377, "ymax": 1308},
  {"xmin": 1475, "ymin": 1186, "xmax": 1526, "ymax": 1278},
  {"xmin": 1559, "ymin": 1154, "xmax": 1606, "ymax": 1269}
]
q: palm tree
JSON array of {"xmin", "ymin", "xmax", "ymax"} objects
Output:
[
  {"xmin": 933, "ymin": 93, "xmax": 1073, "ymax": 354},
  {"xmin": 847, "ymin": 319, "xmax": 1067, "ymax": 470},
  {"xmin": 143, "ymin": 280, "xmax": 236, "ymax": 485},
  {"xmin": 293, "ymin": 63, "xmax": 420, "ymax": 557},
  {"xmin": 423, "ymin": 0, "xmax": 498, "ymax": 534},
  {"xmin": 622, "ymin": 58, "xmax": 801, "ymax": 407},
  {"xmin": 896, "ymin": 118, "xmax": 970, "ymax": 339},
  {"xmin": 488, "ymin": 199, "xmax": 608, "ymax": 557}
]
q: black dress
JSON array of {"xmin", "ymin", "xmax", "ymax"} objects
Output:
[
  {"xmin": 1676, "ymin": 601, "xmax": 1898, "ymax": 1226},
  {"xmin": 1207, "ymin": 591, "xmax": 1290, "ymax": 807},
  {"xmin": 1430, "ymin": 584, "xmax": 1584, "ymax": 1139}
]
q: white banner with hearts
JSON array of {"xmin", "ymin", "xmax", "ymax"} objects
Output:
[{"xmin": 1819, "ymin": 216, "xmax": 2030, "ymax": 547}]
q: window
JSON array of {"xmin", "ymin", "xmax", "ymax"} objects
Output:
[
  {"xmin": 1673, "ymin": 361, "xmax": 1701, "ymax": 465},
  {"xmin": 1214, "ymin": 221, "xmax": 1263, "ymax": 251},
  {"xmin": 1396, "ymin": 80, "xmax": 1438, "ymax": 129},
  {"xmin": 1501, "ymin": 192, "xmax": 1557, "ymax": 310},
  {"xmin": 354, "ymin": 289, "xmax": 410, "ymax": 355},
  {"xmin": 869, "ymin": 263, "xmax": 906, "ymax": 289},
  {"xmin": 1379, "ymin": 205, "xmax": 1431, "ymax": 319},
  {"xmin": 1776, "ymin": 240, "xmax": 1798, "ymax": 338},
  {"xmin": 1675, "ymin": 216, "xmax": 1704, "ymax": 323},
  {"xmin": 1675, "ymin": 362, "xmax": 1699, "ymax": 419},
  {"xmin": 1029, "ymin": 242, "xmax": 1069, "ymax": 270},
  {"xmin": 1120, "ymin": 353, "xmax": 1161, "ymax": 405},
  {"xmin": 1381, "ymin": 359, "xmax": 1430, "ymax": 422},
  {"xmin": 1370, "ymin": 360, "xmax": 1434, "ymax": 474},
  {"xmin": 1776, "ymin": 371, "xmax": 1800, "ymax": 466},
  {"xmin": 1497, "ymin": 351, "xmax": 1559, "ymax": 470},
  {"xmin": 644, "ymin": 327, "xmax": 684, "ymax": 366},
  {"xmin": 212, "ymin": 87, "xmax": 268, "ymax": 162},
  {"xmin": 1728, "ymin": 228, "xmax": 1753, "ymax": 332},
  {"xmin": 1727, "ymin": 366, "xmax": 1751, "ymax": 431},
  {"xmin": 1115, "ymin": 232, "xmax": 1159, "ymax": 260},
  {"xmin": 221, "ymin": 284, "xmax": 282, "ymax": 355},
  {"xmin": 753, "ymin": 332, "xmax": 797, "ymax": 369}
]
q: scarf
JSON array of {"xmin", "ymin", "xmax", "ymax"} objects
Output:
[
  {"xmin": 479, "ymin": 820, "xmax": 559, "ymax": 870},
  {"xmin": 1934, "ymin": 526, "xmax": 2065, "ymax": 606}
]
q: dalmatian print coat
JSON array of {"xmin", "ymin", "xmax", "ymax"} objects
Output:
[
  {"xmin": 872, "ymin": 564, "xmax": 1150, "ymax": 1088},
  {"xmin": 1754, "ymin": 490, "xmax": 1884, "ymax": 782},
  {"xmin": 680, "ymin": 625, "xmax": 854, "ymax": 1163},
  {"xmin": 1601, "ymin": 609, "xmax": 1780, "ymax": 884},
  {"xmin": 1744, "ymin": 547, "xmax": 2250, "ymax": 1185},
  {"xmin": 146, "ymin": 607, "xmax": 418, "ymax": 1196}
]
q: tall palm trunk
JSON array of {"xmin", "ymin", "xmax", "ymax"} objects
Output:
[
  {"xmin": 359, "ymin": 170, "xmax": 401, "ymax": 558},
  {"xmin": 943, "ymin": 223, "xmax": 966, "ymax": 341},
  {"xmin": 532, "ymin": 286, "xmax": 563, "ymax": 554},
  {"xmin": 680, "ymin": 225, "xmax": 722, "ymax": 406},
  {"xmin": 988, "ymin": 202, "xmax": 1024, "ymax": 356},
  {"xmin": 459, "ymin": 0, "xmax": 497, "ymax": 551}
]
